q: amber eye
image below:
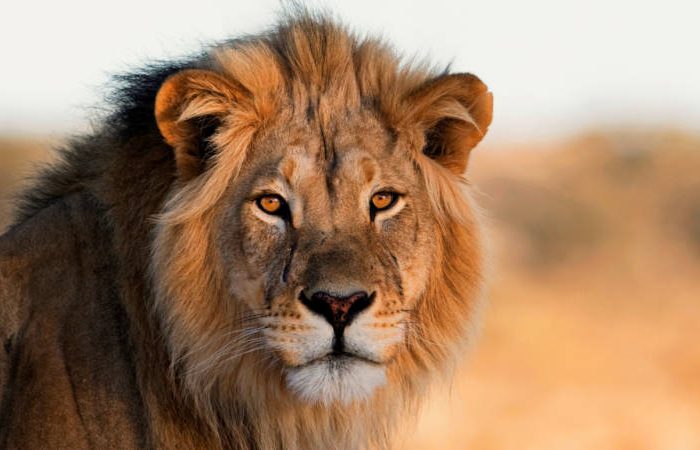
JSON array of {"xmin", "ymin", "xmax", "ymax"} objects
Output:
[
  {"xmin": 256, "ymin": 194, "xmax": 286, "ymax": 216},
  {"xmin": 370, "ymin": 192, "xmax": 398, "ymax": 212}
]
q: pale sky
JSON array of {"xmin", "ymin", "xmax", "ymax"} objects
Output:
[{"xmin": 1, "ymin": 0, "xmax": 699, "ymax": 143}]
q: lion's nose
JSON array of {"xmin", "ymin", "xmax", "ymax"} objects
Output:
[{"xmin": 300, "ymin": 290, "xmax": 374, "ymax": 331}]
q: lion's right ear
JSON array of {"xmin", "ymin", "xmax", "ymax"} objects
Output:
[{"xmin": 155, "ymin": 69, "xmax": 248, "ymax": 180}]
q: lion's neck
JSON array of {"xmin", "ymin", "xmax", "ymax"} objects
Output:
[
  {"xmin": 171, "ymin": 359, "xmax": 422, "ymax": 450},
  {"xmin": 136, "ymin": 371, "xmax": 416, "ymax": 450}
]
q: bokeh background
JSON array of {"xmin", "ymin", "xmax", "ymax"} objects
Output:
[{"xmin": 2, "ymin": 1, "xmax": 699, "ymax": 448}]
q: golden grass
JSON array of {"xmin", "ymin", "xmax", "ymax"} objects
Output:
[{"xmin": 1, "ymin": 130, "xmax": 699, "ymax": 449}]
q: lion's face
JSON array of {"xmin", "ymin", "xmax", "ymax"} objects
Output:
[
  {"xmin": 216, "ymin": 112, "xmax": 436, "ymax": 403},
  {"xmin": 151, "ymin": 32, "xmax": 492, "ymax": 415}
]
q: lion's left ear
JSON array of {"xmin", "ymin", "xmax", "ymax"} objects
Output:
[
  {"xmin": 154, "ymin": 69, "xmax": 249, "ymax": 180},
  {"xmin": 404, "ymin": 73, "xmax": 493, "ymax": 174}
]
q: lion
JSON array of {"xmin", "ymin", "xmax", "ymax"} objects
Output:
[{"xmin": 0, "ymin": 11, "xmax": 492, "ymax": 450}]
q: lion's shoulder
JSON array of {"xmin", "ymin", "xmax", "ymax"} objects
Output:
[{"xmin": 0, "ymin": 192, "xmax": 146, "ymax": 447}]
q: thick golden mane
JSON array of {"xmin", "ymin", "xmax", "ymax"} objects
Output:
[{"xmin": 1, "ymin": 11, "xmax": 491, "ymax": 450}]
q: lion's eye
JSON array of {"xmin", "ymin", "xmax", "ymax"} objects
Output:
[
  {"xmin": 256, "ymin": 194, "xmax": 286, "ymax": 216},
  {"xmin": 370, "ymin": 192, "xmax": 398, "ymax": 212}
]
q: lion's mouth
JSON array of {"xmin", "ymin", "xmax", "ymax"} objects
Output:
[{"xmin": 296, "ymin": 350, "xmax": 382, "ymax": 369}]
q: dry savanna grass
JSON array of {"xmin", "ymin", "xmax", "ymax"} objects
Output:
[{"xmin": 1, "ymin": 130, "xmax": 699, "ymax": 449}]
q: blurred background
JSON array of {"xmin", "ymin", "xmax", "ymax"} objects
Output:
[{"xmin": 2, "ymin": 1, "xmax": 699, "ymax": 448}]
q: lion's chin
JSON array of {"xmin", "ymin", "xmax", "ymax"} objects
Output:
[{"xmin": 285, "ymin": 355, "xmax": 387, "ymax": 405}]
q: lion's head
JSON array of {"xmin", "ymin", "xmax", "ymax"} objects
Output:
[{"xmin": 148, "ymin": 14, "xmax": 491, "ymax": 446}]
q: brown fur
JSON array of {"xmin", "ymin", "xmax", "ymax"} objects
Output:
[{"xmin": 0, "ymin": 12, "xmax": 492, "ymax": 449}]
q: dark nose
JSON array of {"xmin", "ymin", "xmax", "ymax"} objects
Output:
[{"xmin": 300, "ymin": 290, "xmax": 374, "ymax": 331}]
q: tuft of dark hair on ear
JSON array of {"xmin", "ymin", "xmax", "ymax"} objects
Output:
[{"xmin": 186, "ymin": 115, "xmax": 221, "ymax": 171}]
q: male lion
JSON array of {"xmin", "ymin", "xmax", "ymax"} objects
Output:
[{"xmin": 0, "ymin": 12, "xmax": 492, "ymax": 450}]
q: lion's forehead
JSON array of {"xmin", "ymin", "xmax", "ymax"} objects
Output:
[{"xmin": 241, "ymin": 117, "xmax": 419, "ymax": 207}]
